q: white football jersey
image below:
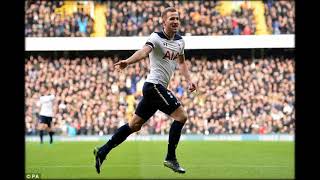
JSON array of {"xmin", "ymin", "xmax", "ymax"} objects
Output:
[
  {"xmin": 145, "ymin": 31, "xmax": 185, "ymax": 88},
  {"xmin": 38, "ymin": 94, "xmax": 55, "ymax": 117}
]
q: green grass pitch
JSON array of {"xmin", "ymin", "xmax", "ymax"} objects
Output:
[{"xmin": 26, "ymin": 141, "xmax": 294, "ymax": 179}]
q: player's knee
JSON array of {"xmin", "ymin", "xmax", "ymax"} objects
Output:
[
  {"xmin": 39, "ymin": 124, "xmax": 45, "ymax": 130},
  {"xmin": 128, "ymin": 115, "xmax": 145, "ymax": 132},
  {"xmin": 129, "ymin": 123, "xmax": 142, "ymax": 132},
  {"xmin": 128, "ymin": 120, "xmax": 143, "ymax": 132},
  {"xmin": 181, "ymin": 114, "xmax": 188, "ymax": 123},
  {"xmin": 177, "ymin": 113, "xmax": 188, "ymax": 124}
]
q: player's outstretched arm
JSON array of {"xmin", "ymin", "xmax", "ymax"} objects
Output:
[
  {"xmin": 114, "ymin": 45, "xmax": 152, "ymax": 70},
  {"xmin": 178, "ymin": 54, "xmax": 197, "ymax": 92}
]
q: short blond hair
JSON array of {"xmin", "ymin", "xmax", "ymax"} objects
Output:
[{"xmin": 161, "ymin": 7, "xmax": 178, "ymax": 20}]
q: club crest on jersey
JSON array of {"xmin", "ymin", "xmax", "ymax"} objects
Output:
[{"xmin": 163, "ymin": 50, "xmax": 179, "ymax": 61}]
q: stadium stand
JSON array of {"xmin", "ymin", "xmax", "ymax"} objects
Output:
[
  {"xmin": 264, "ymin": 0, "xmax": 295, "ymax": 34},
  {"xmin": 25, "ymin": 0, "xmax": 295, "ymax": 37},
  {"xmin": 25, "ymin": 1, "xmax": 94, "ymax": 37},
  {"xmin": 25, "ymin": 53, "xmax": 295, "ymax": 136}
]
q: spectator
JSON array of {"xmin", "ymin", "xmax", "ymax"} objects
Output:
[
  {"xmin": 25, "ymin": 1, "xmax": 294, "ymax": 37},
  {"xmin": 25, "ymin": 1, "xmax": 94, "ymax": 37},
  {"xmin": 264, "ymin": 0, "xmax": 295, "ymax": 34},
  {"xmin": 25, "ymin": 54, "xmax": 295, "ymax": 135},
  {"xmin": 105, "ymin": 1, "xmax": 257, "ymax": 36}
]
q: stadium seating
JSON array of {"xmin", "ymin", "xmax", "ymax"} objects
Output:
[
  {"xmin": 25, "ymin": 55, "xmax": 295, "ymax": 135},
  {"xmin": 25, "ymin": 0, "xmax": 295, "ymax": 37}
]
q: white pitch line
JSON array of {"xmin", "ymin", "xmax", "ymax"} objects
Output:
[{"xmin": 28, "ymin": 164, "xmax": 291, "ymax": 168}]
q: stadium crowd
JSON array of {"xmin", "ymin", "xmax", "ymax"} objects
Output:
[
  {"xmin": 105, "ymin": 1, "xmax": 256, "ymax": 36},
  {"xmin": 25, "ymin": 0, "xmax": 294, "ymax": 37},
  {"xmin": 25, "ymin": 55, "xmax": 295, "ymax": 136},
  {"xmin": 264, "ymin": 0, "xmax": 295, "ymax": 34},
  {"xmin": 25, "ymin": 1, "xmax": 94, "ymax": 37}
]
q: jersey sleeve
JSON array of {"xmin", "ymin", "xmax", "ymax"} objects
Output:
[{"xmin": 145, "ymin": 33, "xmax": 158, "ymax": 49}]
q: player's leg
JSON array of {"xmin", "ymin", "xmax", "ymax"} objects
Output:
[
  {"xmin": 96, "ymin": 82, "xmax": 158, "ymax": 160},
  {"xmin": 97, "ymin": 114, "xmax": 145, "ymax": 160},
  {"xmin": 38, "ymin": 123, "xmax": 46, "ymax": 144},
  {"xmin": 47, "ymin": 118, "xmax": 54, "ymax": 144},
  {"xmin": 163, "ymin": 106, "xmax": 188, "ymax": 173},
  {"xmin": 38, "ymin": 116, "xmax": 47, "ymax": 144},
  {"xmin": 94, "ymin": 114, "xmax": 147, "ymax": 174},
  {"xmin": 167, "ymin": 106, "xmax": 187, "ymax": 161},
  {"xmin": 156, "ymin": 85, "xmax": 187, "ymax": 173},
  {"xmin": 94, "ymin": 84, "xmax": 158, "ymax": 174}
]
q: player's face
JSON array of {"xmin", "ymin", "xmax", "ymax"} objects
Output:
[{"xmin": 164, "ymin": 11, "xmax": 180, "ymax": 33}]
